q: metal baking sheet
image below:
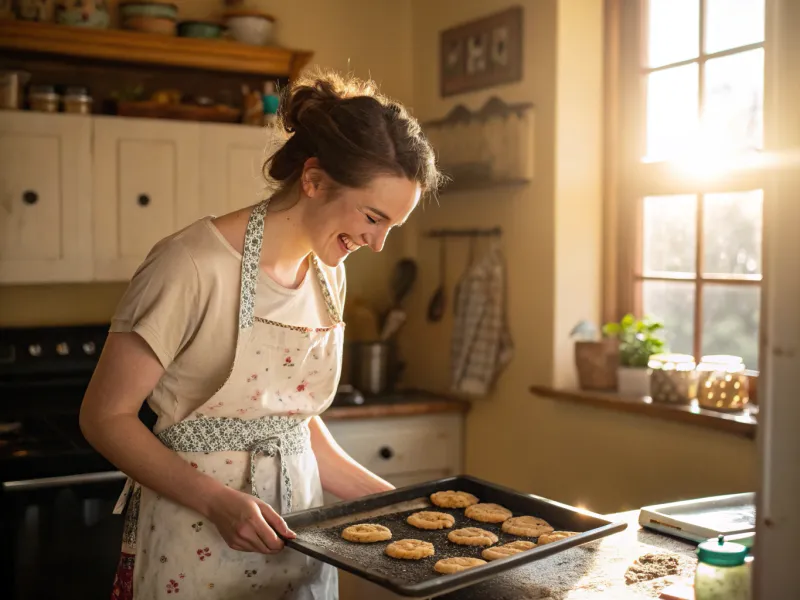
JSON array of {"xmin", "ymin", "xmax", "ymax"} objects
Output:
[
  {"xmin": 639, "ymin": 492, "xmax": 756, "ymax": 544},
  {"xmin": 283, "ymin": 475, "xmax": 627, "ymax": 597}
]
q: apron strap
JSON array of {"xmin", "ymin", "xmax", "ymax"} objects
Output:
[
  {"xmin": 239, "ymin": 200, "xmax": 343, "ymax": 329},
  {"xmin": 239, "ymin": 200, "xmax": 269, "ymax": 330},
  {"xmin": 250, "ymin": 437, "xmax": 294, "ymax": 514}
]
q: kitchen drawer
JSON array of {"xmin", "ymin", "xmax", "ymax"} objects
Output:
[{"xmin": 325, "ymin": 414, "xmax": 463, "ymax": 478}]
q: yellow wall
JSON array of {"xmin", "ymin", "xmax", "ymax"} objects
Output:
[
  {"xmin": 0, "ymin": 0, "xmax": 412, "ymax": 327},
  {"xmin": 404, "ymin": 0, "xmax": 756, "ymax": 514}
]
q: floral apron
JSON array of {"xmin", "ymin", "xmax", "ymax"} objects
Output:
[{"xmin": 110, "ymin": 200, "xmax": 344, "ymax": 599}]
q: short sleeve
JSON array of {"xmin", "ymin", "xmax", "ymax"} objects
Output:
[{"xmin": 110, "ymin": 238, "xmax": 202, "ymax": 369}]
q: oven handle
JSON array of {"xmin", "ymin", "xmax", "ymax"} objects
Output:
[{"xmin": 2, "ymin": 471, "xmax": 128, "ymax": 492}]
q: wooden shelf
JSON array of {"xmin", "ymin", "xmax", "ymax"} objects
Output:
[
  {"xmin": 441, "ymin": 177, "xmax": 531, "ymax": 195},
  {"xmin": 530, "ymin": 385, "xmax": 758, "ymax": 439},
  {"xmin": 0, "ymin": 19, "xmax": 313, "ymax": 78}
]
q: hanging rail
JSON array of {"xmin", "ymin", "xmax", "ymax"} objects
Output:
[{"xmin": 425, "ymin": 227, "xmax": 502, "ymax": 238}]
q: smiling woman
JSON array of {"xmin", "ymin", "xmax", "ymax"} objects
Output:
[{"xmin": 78, "ymin": 68, "xmax": 442, "ymax": 600}]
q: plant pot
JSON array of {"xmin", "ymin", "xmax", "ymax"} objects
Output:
[
  {"xmin": 617, "ymin": 366, "xmax": 651, "ymax": 397},
  {"xmin": 574, "ymin": 340, "xmax": 618, "ymax": 391}
]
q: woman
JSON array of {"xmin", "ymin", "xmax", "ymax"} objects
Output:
[{"xmin": 80, "ymin": 69, "xmax": 441, "ymax": 599}]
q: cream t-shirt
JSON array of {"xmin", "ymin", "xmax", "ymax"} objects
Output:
[{"xmin": 110, "ymin": 216, "xmax": 346, "ymax": 430}]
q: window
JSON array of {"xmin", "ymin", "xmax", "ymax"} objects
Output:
[{"xmin": 613, "ymin": 0, "xmax": 766, "ymax": 371}]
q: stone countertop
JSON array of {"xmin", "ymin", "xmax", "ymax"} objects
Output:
[
  {"xmin": 434, "ymin": 511, "xmax": 697, "ymax": 600},
  {"xmin": 322, "ymin": 390, "xmax": 471, "ymax": 421}
]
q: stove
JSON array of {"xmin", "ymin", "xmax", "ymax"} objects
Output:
[{"xmin": 0, "ymin": 324, "xmax": 155, "ymax": 600}]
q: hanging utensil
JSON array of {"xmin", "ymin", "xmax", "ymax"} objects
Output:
[
  {"xmin": 427, "ymin": 239, "xmax": 447, "ymax": 322},
  {"xmin": 380, "ymin": 259, "xmax": 418, "ymax": 341}
]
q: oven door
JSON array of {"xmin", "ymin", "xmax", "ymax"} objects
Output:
[{"xmin": 1, "ymin": 470, "xmax": 128, "ymax": 600}]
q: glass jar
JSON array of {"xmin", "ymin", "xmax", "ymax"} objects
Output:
[
  {"xmin": 695, "ymin": 535, "xmax": 751, "ymax": 600},
  {"xmin": 28, "ymin": 84, "xmax": 60, "ymax": 113},
  {"xmin": 648, "ymin": 353, "xmax": 698, "ymax": 404},
  {"xmin": 696, "ymin": 355, "xmax": 749, "ymax": 411},
  {"xmin": 63, "ymin": 86, "xmax": 93, "ymax": 115}
]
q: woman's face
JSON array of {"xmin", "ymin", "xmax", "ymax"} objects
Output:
[{"xmin": 301, "ymin": 170, "xmax": 421, "ymax": 267}]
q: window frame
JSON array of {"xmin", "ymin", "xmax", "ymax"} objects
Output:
[{"xmin": 607, "ymin": 0, "xmax": 766, "ymax": 381}]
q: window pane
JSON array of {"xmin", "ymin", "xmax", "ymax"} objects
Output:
[
  {"xmin": 642, "ymin": 281, "xmax": 695, "ymax": 355},
  {"xmin": 703, "ymin": 49, "xmax": 764, "ymax": 153},
  {"xmin": 702, "ymin": 284, "xmax": 760, "ymax": 369},
  {"xmin": 647, "ymin": 0, "xmax": 700, "ymax": 68},
  {"xmin": 705, "ymin": 0, "xmax": 765, "ymax": 54},
  {"xmin": 703, "ymin": 190, "xmax": 763, "ymax": 276},
  {"xmin": 646, "ymin": 64, "xmax": 699, "ymax": 161},
  {"xmin": 643, "ymin": 195, "xmax": 697, "ymax": 274}
]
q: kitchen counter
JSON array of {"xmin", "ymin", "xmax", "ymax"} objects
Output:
[
  {"xmin": 435, "ymin": 511, "xmax": 697, "ymax": 600},
  {"xmin": 322, "ymin": 391, "xmax": 470, "ymax": 421}
]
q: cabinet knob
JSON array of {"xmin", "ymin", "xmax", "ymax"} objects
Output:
[
  {"xmin": 22, "ymin": 190, "xmax": 38, "ymax": 205},
  {"xmin": 137, "ymin": 194, "xmax": 150, "ymax": 207},
  {"xmin": 379, "ymin": 446, "xmax": 394, "ymax": 460}
]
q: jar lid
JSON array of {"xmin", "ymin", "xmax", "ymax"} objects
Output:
[
  {"xmin": 648, "ymin": 353, "xmax": 696, "ymax": 370},
  {"xmin": 697, "ymin": 535, "xmax": 748, "ymax": 566}
]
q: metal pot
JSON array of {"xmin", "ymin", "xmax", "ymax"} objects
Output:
[{"xmin": 350, "ymin": 341, "xmax": 396, "ymax": 395}]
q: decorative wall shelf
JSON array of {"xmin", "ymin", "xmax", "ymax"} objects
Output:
[
  {"xmin": 0, "ymin": 19, "xmax": 313, "ymax": 78},
  {"xmin": 424, "ymin": 97, "xmax": 535, "ymax": 194}
]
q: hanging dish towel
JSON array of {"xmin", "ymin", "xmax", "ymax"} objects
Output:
[{"xmin": 450, "ymin": 241, "xmax": 513, "ymax": 396}]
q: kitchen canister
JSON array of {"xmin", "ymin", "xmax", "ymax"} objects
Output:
[
  {"xmin": 696, "ymin": 355, "xmax": 749, "ymax": 411},
  {"xmin": 648, "ymin": 353, "xmax": 699, "ymax": 404}
]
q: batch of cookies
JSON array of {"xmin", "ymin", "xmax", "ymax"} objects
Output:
[{"xmin": 340, "ymin": 490, "xmax": 579, "ymax": 575}]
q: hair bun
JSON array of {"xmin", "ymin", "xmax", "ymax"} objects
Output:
[{"xmin": 280, "ymin": 68, "xmax": 380, "ymax": 133}]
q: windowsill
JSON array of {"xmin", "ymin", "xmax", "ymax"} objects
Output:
[{"xmin": 529, "ymin": 385, "xmax": 757, "ymax": 439}]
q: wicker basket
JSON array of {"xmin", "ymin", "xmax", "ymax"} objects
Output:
[{"xmin": 574, "ymin": 340, "xmax": 618, "ymax": 391}]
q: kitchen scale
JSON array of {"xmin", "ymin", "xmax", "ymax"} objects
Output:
[{"xmin": 639, "ymin": 492, "xmax": 756, "ymax": 547}]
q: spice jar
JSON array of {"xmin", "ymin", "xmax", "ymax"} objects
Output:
[
  {"xmin": 63, "ymin": 86, "xmax": 93, "ymax": 114},
  {"xmin": 696, "ymin": 355, "xmax": 749, "ymax": 411},
  {"xmin": 695, "ymin": 535, "xmax": 751, "ymax": 600},
  {"xmin": 28, "ymin": 84, "xmax": 60, "ymax": 113},
  {"xmin": 648, "ymin": 353, "xmax": 698, "ymax": 404}
]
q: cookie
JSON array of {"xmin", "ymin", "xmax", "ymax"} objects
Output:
[
  {"xmin": 385, "ymin": 539, "xmax": 435, "ymax": 560},
  {"xmin": 407, "ymin": 511, "xmax": 455, "ymax": 530},
  {"xmin": 434, "ymin": 557, "xmax": 487, "ymax": 574},
  {"xmin": 464, "ymin": 503, "xmax": 512, "ymax": 524},
  {"xmin": 538, "ymin": 531, "xmax": 578, "ymax": 545},
  {"xmin": 341, "ymin": 524, "xmax": 392, "ymax": 543},
  {"xmin": 447, "ymin": 527, "xmax": 498, "ymax": 547},
  {"xmin": 430, "ymin": 490, "xmax": 479, "ymax": 509},
  {"xmin": 501, "ymin": 516, "xmax": 554, "ymax": 537},
  {"xmin": 481, "ymin": 540, "xmax": 537, "ymax": 561}
]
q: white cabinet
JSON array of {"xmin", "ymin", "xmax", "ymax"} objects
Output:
[
  {"xmin": 199, "ymin": 123, "xmax": 279, "ymax": 216},
  {"xmin": 92, "ymin": 117, "xmax": 200, "ymax": 281},
  {"xmin": 0, "ymin": 112, "xmax": 92, "ymax": 283},
  {"xmin": 321, "ymin": 413, "xmax": 465, "ymax": 600},
  {"xmin": 0, "ymin": 112, "xmax": 276, "ymax": 283}
]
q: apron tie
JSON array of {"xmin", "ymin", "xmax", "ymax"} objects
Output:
[{"xmin": 249, "ymin": 436, "xmax": 294, "ymax": 514}]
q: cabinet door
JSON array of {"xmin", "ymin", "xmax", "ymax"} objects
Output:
[
  {"xmin": 93, "ymin": 117, "xmax": 200, "ymax": 281},
  {"xmin": 199, "ymin": 124, "xmax": 280, "ymax": 216},
  {"xmin": 0, "ymin": 112, "xmax": 92, "ymax": 283}
]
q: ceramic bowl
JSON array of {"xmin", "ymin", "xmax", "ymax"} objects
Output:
[
  {"xmin": 223, "ymin": 11, "xmax": 275, "ymax": 45},
  {"xmin": 119, "ymin": 1, "xmax": 179, "ymax": 21},
  {"xmin": 177, "ymin": 20, "xmax": 223, "ymax": 39}
]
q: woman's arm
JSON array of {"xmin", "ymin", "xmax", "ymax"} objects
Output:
[
  {"xmin": 80, "ymin": 332, "xmax": 293, "ymax": 552},
  {"xmin": 309, "ymin": 416, "xmax": 394, "ymax": 500}
]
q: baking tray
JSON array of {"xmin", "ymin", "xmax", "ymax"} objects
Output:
[
  {"xmin": 283, "ymin": 475, "xmax": 628, "ymax": 597},
  {"xmin": 639, "ymin": 492, "xmax": 756, "ymax": 544}
]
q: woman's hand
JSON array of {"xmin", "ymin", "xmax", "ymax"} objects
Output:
[{"xmin": 206, "ymin": 486, "xmax": 296, "ymax": 554}]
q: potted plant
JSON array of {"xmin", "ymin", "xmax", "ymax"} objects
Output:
[{"xmin": 602, "ymin": 314, "xmax": 667, "ymax": 397}]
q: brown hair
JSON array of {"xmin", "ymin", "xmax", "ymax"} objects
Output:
[{"xmin": 264, "ymin": 68, "xmax": 442, "ymax": 199}]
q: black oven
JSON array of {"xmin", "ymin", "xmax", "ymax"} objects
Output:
[{"xmin": 0, "ymin": 325, "xmax": 155, "ymax": 600}]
